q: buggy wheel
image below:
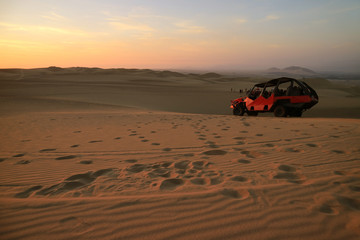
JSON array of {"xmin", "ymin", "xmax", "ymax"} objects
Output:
[
  {"xmin": 233, "ymin": 106, "xmax": 245, "ymax": 116},
  {"xmin": 247, "ymin": 111, "xmax": 258, "ymax": 116},
  {"xmin": 289, "ymin": 108, "xmax": 303, "ymax": 117},
  {"xmin": 274, "ymin": 105, "xmax": 287, "ymax": 117}
]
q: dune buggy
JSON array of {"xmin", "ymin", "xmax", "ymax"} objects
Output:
[{"xmin": 231, "ymin": 77, "xmax": 319, "ymax": 117}]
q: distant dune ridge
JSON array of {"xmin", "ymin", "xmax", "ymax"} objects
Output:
[
  {"xmin": 0, "ymin": 66, "xmax": 360, "ymax": 239},
  {"xmin": 266, "ymin": 65, "xmax": 319, "ymax": 77}
]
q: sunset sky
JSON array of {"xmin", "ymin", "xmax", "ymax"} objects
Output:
[{"xmin": 1, "ymin": 0, "xmax": 360, "ymax": 71}]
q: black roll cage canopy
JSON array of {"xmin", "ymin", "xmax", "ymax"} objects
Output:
[{"xmin": 248, "ymin": 77, "xmax": 317, "ymax": 98}]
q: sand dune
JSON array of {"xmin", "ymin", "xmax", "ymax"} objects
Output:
[
  {"xmin": 1, "ymin": 67, "xmax": 359, "ymax": 117},
  {"xmin": 1, "ymin": 111, "xmax": 359, "ymax": 239},
  {"xmin": 0, "ymin": 68, "xmax": 359, "ymax": 239}
]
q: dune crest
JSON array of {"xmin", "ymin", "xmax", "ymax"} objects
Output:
[{"xmin": 0, "ymin": 109, "xmax": 359, "ymax": 239}]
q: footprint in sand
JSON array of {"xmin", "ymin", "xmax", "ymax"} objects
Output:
[
  {"xmin": 202, "ymin": 150, "xmax": 227, "ymax": 156},
  {"xmin": 332, "ymin": 150, "xmax": 345, "ymax": 154},
  {"xmin": 126, "ymin": 164, "xmax": 147, "ymax": 173},
  {"xmin": 16, "ymin": 160, "xmax": 31, "ymax": 165},
  {"xmin": 318, "ymin": 204, "xmax": 338, "ymax": 215},
  {"xmin": 273, "ymin": 172, "xmax": 302, "ymax": 181},
  {"xmin": 233, "ymin": 137, "xmax": 246, "ymax": 140},
  {"xmin": 55, "ymin": 155, "xmax": 77, "ymax": 160},
  {"xmin": 183, "ymin": 153, "xmax": 194, "ymax": 157},
  {"xmin": 238, "ymin": 159, "xmax": 251, "ymax": 164},
  {"xmin": 337, "ymin": 196, "xmax": 360, "ymax": 211},
  {"xmin": 220, "ymin": 188, "xmax": 249, "ymax": 200},
  {"xmin": 79, "ymin": 160, "xmax": 93, "ymax": 165},
  {"xmin": 231, "ymin": 176, "xmax": 248, "ymax": 182},
  {"xmin": 278, "ymin": 165, "xmax": 296, "ymax": 172},
  {"xmin": 159, "ymin": 178, "xmax": 184, "ymax": 190},
  {"xmin": 39, "ymin": 148, "xmax": 56, "ymax": 152},
  {"xmin": 333, "ymin": 170, "xmax": 347, "ymax": 176},
  {"xmin": 13, "ymin": 153, "xmax": 25, "ymax": 158},
  {"xmin": 263, "ymin": 143, "xmax": 275, "ymax": 147},
  {"xmin": 36, "ymin": 168, "xmax": 114, "ymax": 196},
  {"xmin": 148, "ymin": 168, "xmax": 171, "ymax": 178},
  {"xmin": 117, "ymin": 160, "xmax": 221, "ymax": 191},
  {"xmin": 190, "ymin": 178, "xmax": 207, "ymax": 185},
  {"xmin": 207, "ymin": 143, "xmax": 219, "ymax": 149},
  {"xmin": 14, "ymin": 185, "xmax": 42, "ymax": 198},
  {"xmin": 273, "ymin": 165, "xmax": 305, "ymax": 184},
  {"xmin": 125, "ymin": 159, "xmax": 137, "ymax": 163},
  {"xmin": 161, "ymin": 162, "xmax": 173, "ymax": 168},
  {"xmin": 284, "ymin": 148, "xmax": 302, "ymax": 153},
  {"xmin": 349, "ymin": 185, "xmax": 360, "ymax": 192},
  {"xmin": 174, "ymin": 160, "xmax": 190, "ymax": 170},
  {"xmin": 58, "ymin": 216, "xmax": 92, "ymax": 234},
  {"xmin": 210, "ymin": 177, "xmax": 223, "ymax": 185},
  {"xmin": 191, "ymin": 160, "xmax": 209, "ymax": 170},
  {"xmin": 240, "ymin": 150, "xmax": 258, "ymax": 158}
]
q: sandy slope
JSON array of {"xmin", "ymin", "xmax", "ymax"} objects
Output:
[
  {"xmin": 0, "ymin": 68, "xmax": 360, "ymax": 239},
  {"xmin": 0, "ymin": 110, "xmax": 359, "ymax": 240}
]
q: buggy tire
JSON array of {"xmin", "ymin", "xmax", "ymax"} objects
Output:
[
  {"xmin": 247, "ymin": 111, "xmax": 258, "ymax": 116},
  {"xmin": 233, "ymin": 106, "xmax": 245, "ymax": 116},
  {"xmin": 289, "ymin": 108, "xmax": 303, "ymax": 117},
  {"xmin": 274, "ymin": 105, "xmax": 287, "ymax": 117}
]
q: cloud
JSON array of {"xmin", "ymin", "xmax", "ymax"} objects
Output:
[
  {"xmin": 175, "ymin": 21, "xmax": 207, "ymax": 34},
  {"xmin": 264, "ymin": 14, "xmax": 280, "ymax": 21},
  {"xmin": 0, "ymin": 39, "xmax": 43, "ymax": 48},
  {"xmin": 42, "ymin": 12, "xmax": 66, "ymax": 21},
  {"xmin": 0, "ymin": 22, "xmax": 88, "ymax": 36},
  {"xmin": 235, "ymin": 18, "xmax": 248, "ymax": 24},
  {"xmin": 108, "ymin": 21, "xmax": 154, "ymax": 32}
]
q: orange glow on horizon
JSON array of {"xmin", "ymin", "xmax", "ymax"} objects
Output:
[{"xmin": 1, "ymin": 1, "xmax": 359, "ymax": 71}]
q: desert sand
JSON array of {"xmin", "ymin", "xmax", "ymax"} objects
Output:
[{"xmin": 0, "ymin": 68, "xmax": 359, "ymax": 240}]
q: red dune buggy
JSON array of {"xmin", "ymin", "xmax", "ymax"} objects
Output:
[{"xmin": 231, "ymin": 77, "xmax": 319, "ymax": 117}]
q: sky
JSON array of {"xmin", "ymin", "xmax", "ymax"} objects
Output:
[{"xmin": 1, "ymin": 0, "xmax": 360, "ymax": 72}]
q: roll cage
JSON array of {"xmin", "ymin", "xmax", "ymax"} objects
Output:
[{"xmin": 247, "ymin": 77, "xmax": 317, "ymax": 100}]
